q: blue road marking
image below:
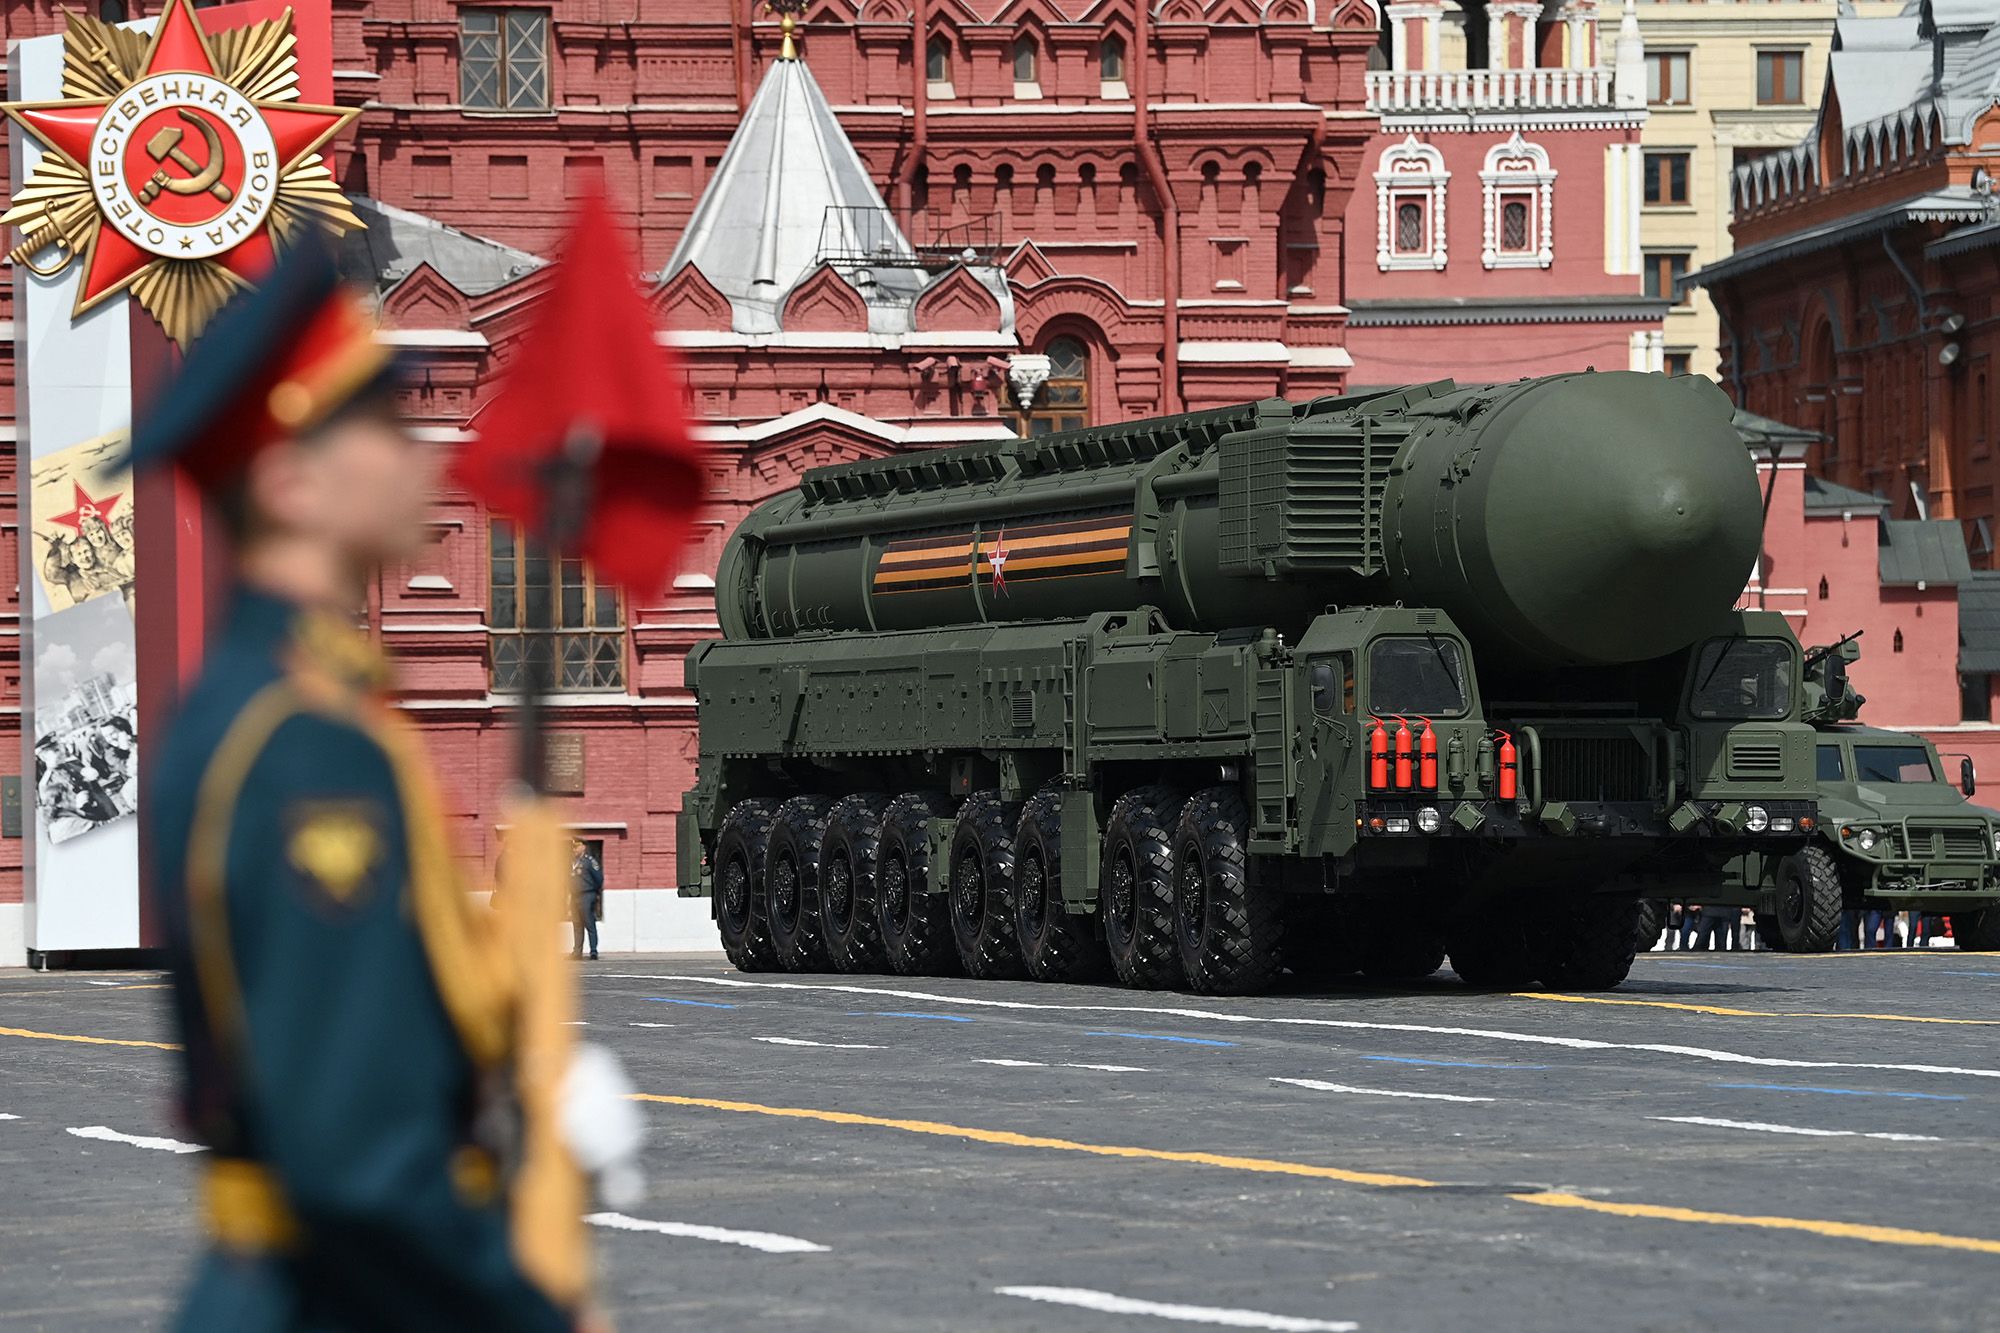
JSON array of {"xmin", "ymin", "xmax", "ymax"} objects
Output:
[
  {"xmin": 1939, "ymin": 970, "xmax": 2000, "ymax": 978},
  {"xmin": 1713, "ymin": 1082, "xmax": 1965, "ymax": 1102},
  {"xmin": 1084, "ymin": 1031, "xmax": 1236, "ymax": 1047},
  {"xmin": 1363, "ymin": 1056, "xmax": 1550, "ymax": 1070},
  {"xmin": 1653, "ymin": 962, "xmax": 1771, "ymax": 971},
  {"xmin": 854, "ymin": 1011, "xmax": 975, "ymax": 1022},
  {"xmin": 646, "ymin": 997, "xmax": 736, "ymax": 1009}
]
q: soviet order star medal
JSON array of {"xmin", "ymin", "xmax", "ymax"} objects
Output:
[{"xmin": 1, "ymin": 0, "xmax": 362, "ymax": 347}]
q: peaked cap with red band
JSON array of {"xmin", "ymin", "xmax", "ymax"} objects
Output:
[{"xmin": 123, "ymin": 243, "xmax": 397, "ymax": 490}]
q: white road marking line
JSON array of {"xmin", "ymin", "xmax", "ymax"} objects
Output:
[
  {"xmin": 66, "ymin": 1125, "xmax": 205, "ymax": 1154},
  {"xmin": 0, "ymin": 1113, "xmax": 20, "ymax": 1121},
  {"xmin": 82, "ymin": 980, "xmax": 123, "ymax": 987},
  {"xmin": 627, "ymin": 1022, "xmax": 677, "ymax": 1028},
  {"xmin": 751, "ymin": 1037, "xmax": 882, "ymax": 1049},
  {"xmin": 609, "ymin": 974, "xmax": 2000, "ymax": 1082},
  {"xmin": 996, "ymin": 1285, "xmax": 1358, "ymax": 1331},
  {"xmin": 585, "ymin": 1211, "xmax": 828, "ymax": 1254},
  {"xmin": 975, "ymin": 1058, "xmax": 1151, "ymax": 1072},
  {"xmin": 563, "ymin": 1021, "xmax": 589, "ymax": 1026},
  {"xmin": 1272, "ymin": 1077, "xmax": 1493, "ymax": 1103},
  {"xmin": 1651, "ymin": 1115, "xmax": 1943, "ymax": 1143}
]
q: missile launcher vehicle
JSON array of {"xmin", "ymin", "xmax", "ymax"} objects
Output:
[{"xmin": 678, "ymin": 371, "xmax": 1819, "ymax": 993}]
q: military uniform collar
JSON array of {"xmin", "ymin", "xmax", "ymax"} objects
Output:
[{"xmin": 224, "ymin": 585, "xmax": 393, "ymax": 700}]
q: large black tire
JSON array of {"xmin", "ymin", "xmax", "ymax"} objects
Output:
[
  {"xmin": 1447, "ymin": 898, "xmax": 1538, "ymax": 989},
  {"xmin": 1174, "ymin": 786, "xmax": 1282, "ymax": 995},
  {"xmin": 876, "ymin": 791, "xmax": 960, "ymax": 976},
  {"xmin": 1633, "ymin": 899, "xmax": 1666, "ymax": 954},
  {"xmin": 1359, "ymin": 918, "xmax": 1446, "ymax": 982},
  {"xmin": 1952, "ymin": 907, "xmax": 2000, "ymax": 951},
  {"xmin": 1012, "ymin": 790, "xmax": 1109, "ymax": 983},
  {"xmin": 949, "ymin": 793, "xmax": 1030, "ymax": 979},
  {"xmin": 1100, "ymin": 785, "xmax": 1186, "ymax": 989},
  {"xmin": 714, "ymin": 798, "xmax": 782, "ymax": 973},
  {"xmin": 1770, "ymin": 844, "xmax": 1843, "ymax": 953},
  {"xmin": 767, "ymin": 796, "xmax": 835, "ymax": 972},
  {"xmin": 1533, "ymin": 895, "xmax": 1642, "ymax": 991},
  {"xmin": 820, "ymin": 793, "xmax": 890, "ymax": 973},
  {"xmin": 1285, "ymin": 896, "xmax": 1364, "ymax": 982}
]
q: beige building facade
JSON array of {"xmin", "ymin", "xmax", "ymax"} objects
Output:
[{"xmin": 1605, "ymin": 0, "xmax": 1841, "ymax": 379}]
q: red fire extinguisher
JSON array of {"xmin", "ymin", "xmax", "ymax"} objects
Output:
[
  {"xmin": 1367, "ymin": 719, "xmax": 1389, "ymax": 790},
  {"xmin": 1496, "ymin": 730, "xmax": 1519, "ymax": 802},
  {"xmin": 1417, "ymin": 719, "xmax": 1438, "ymax": 790},
  {"xmin": 1393, "ymin": 717, "xmax": 1415, "ymax": 790}
]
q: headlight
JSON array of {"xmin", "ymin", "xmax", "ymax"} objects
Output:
[
  {"xmin": 1745, "ymin": 805, "xmax": 1770, "ymax": 833},
  {"xmin": 1384, "ymin": 816, "xmax": 1413, "ymax": 835},
  {"xmin": 1416, "ymin": 806, "xmax": 1442, "ymax": 834},
  {"xmin": 1857, "ymin": 828, "xmax": 1878, "ymax": 852}
]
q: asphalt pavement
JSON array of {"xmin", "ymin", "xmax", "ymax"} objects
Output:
[{"xmin": 1, "ymin": 947, "xmax": 1995, "ymax": 1331}]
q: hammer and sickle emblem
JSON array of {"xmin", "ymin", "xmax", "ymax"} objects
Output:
[{"xmin": 137, "ymin": 109, "xmax": 233, "ymax": 207}]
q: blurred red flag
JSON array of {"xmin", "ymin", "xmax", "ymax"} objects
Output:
[{"xmin": 454, "ymin": 190, "xmax": 704, "ymax": 597}]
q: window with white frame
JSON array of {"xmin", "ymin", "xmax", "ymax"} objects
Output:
[
  {"xmin": 1480, "ymin": 132, "xmax": 1555, "ymax": 270},
  {"xmin": 1374, "ymin": 136, "xmax": 1449, "ymax": 272}
]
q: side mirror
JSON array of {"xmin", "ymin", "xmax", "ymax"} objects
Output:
[
  {"xmin": 1963, "ymin": 756, "xmax": 1977, "ymax": 799},
  {"xmin": 1309, "ymin": 661, "xmax": 1340, "ymax": 718}
]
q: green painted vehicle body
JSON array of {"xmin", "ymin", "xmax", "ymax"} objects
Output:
[
  {"xmin": 1711, "ymin": 726, "xmax": 2000, "ymax": 915},
  {"xmin": 680, "ymin": 372, "xmax": 1818, "ymax": 921}
]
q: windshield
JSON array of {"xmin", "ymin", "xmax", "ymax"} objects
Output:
[
  {"xmin": 1852, "ymin": 746, "xmax": 1939, "ymax": 784},
  {"xmin": 1690, "ymin": 638, "xmax": 1794, "ymax": 721},
  {"xmin": 1370, "ymin": 637, "xmax": 1469, "ymax": 717},
  {"xmin": 1816, "ymin": 745, "xmax": 1845, "ymax": 781}
]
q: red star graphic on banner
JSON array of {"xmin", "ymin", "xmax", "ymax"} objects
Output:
[
  {"xmin": 47, "ymin": 481, "xmax": 123, "ymax": 533},
  {"xmin": 1, "ymin": 0, "xmax": 360, "ymax": 343},
  {"xmin": 987, "ymin": 527, "xmax": 1009, "ymax": 596}
]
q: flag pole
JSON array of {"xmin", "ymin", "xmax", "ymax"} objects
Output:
[{"xmin": 499, "ymin": 422, "xmax": 603, "ymax": 1310}]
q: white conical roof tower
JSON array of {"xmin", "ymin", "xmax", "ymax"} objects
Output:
[{"xmin": 662, "ymin": 20, "xmax": 918, "ymax": 334}]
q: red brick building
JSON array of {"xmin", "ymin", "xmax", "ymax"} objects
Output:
[{"xmin": 3, "ymin": 0, "xmax": 1663, "ymax": 951}]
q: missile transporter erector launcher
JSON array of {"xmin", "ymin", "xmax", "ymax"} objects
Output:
[{"xmin": 679, "ymin": 371, "xmax": 1819, "ymax": 993}]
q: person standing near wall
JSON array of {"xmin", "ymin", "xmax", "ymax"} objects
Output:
[{"xmin": 570, "ymin": 840, "xmax": 604, "ymax": 961}]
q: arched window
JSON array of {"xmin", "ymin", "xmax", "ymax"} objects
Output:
[
  {"xmin": 1480, "ymin": 131, "xmax": 1557, "ymax": 269},
  {"xmin": 926, "ymin": 35, "xmax": 953, "ymax": 89},
  {"xmin": 1818, "ymin": 576, "xmax": 1830, "ymax": 600},
  {"xmin": 1012, "ymin": 35, "xmax": 1040, "ymax": 88},
  {"xmin": 1100, "ymin": 34, "xmax": 1126, "ymax": 83},
  {"xmin": 1375, "ymin": 136, "xmax": 1449, "ymax": 272},
  {"xmin": 1013, "ymin": 336, "xmax": 1089, "ymax": 437}
]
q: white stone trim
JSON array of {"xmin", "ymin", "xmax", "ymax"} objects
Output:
[
  {"xmin": 1480, "ymin": 131, "xmax": 1556, "ymax": 270},
  {"xmin": 0, "ymin": 903, "xmax": 23, "ymax": 968},
  {"xmin": 1177, "ymin": 340, "xmax": 1291, "ymax": 363},
  {"xmin": 1288, "ymin": 346, "xmax": 1355, "ymax": 368},
  {"xmin": 1374, "ymin": 135, "xmax": 1450, "ymax": 272},
  {"xmin": 377, "ymin": 328, "xmax": 489, "ymax": 348}
]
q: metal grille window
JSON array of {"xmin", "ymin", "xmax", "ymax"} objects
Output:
[
  {"xmin": 1014, "ymin": 336, "xmax": 1088, "ymax": 436},
  {"xmin": 1499, "ymin": 197, "xmax": 1530, "ymax": 253},
  {"xmin": 461, "ymin": 9, "xmax": 550, "ymax": 111},
  {"xmin": 1394, "ymin": 199, "xmax": 1425, "ymax": 253},
  {"xmin": 490, "ymin": 519, "xmax": 625, "ymax": 691}
]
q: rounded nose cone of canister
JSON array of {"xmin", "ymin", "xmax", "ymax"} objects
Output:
[{"xmin": 1478, "ymin": 372, "xmax": 1760, "ymax": 666}]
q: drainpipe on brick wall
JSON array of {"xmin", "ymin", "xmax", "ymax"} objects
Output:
[
  {"xmin": 734, "ymin": 0, "xmax": 752, "ymax": 110},
  {"xmin": 899, "ymin": 0, "xmax": 930, "ymax": 220},
  {"xmin": 1134, "ymin": 0, "xmax": 1183, "ymax": 413}
]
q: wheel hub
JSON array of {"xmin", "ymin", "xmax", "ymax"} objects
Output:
[
  {"xmin": 721, "ymin": 860, "xmax": 748, "ymax": 923},
  {"xmin": 954, "ymin": 852, "xmax": 983, "ymax": 922},
  {"xmin": 1108, "ymin": 854, "xmax": 1135, "ymax": 935},
  {"xmin": 1020, "ymin": 856, "xmax": 1046, "ymax": 935},
  {"xmin": 881, "ymin": 856, "xmax": 909, "ymax": 929},
  {"xmin": 773, "ymin": 858, "xmax": 799, "ymax": 924},
  {"xmin": 825, "ymin": 857, "xmax": 853, "ymax": 927}
]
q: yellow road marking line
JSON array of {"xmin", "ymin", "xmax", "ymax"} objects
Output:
[
  {"xmin": 631, "ymin": 1094, "xmax": 1437, "ymax": 1189},
  {"xmin": 636, "ymin": 1092, "xmax": 2000, "ymax": 1257},
  {"xmin": 1509, "ymin": 1191, "xmax": 2000, "ymax": 1256},
  {"xmin": 1513, "ymin": 992, "xmax": 2000, "ymax": 1026},
  {"xmin": 0, "ymin": 1025, "xmax": 180, "ymax": 1051}
]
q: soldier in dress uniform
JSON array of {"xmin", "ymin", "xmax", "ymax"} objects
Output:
[{"xmin": 131, "ymin": 245, "xmax": 581, "ymax": 1331}]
